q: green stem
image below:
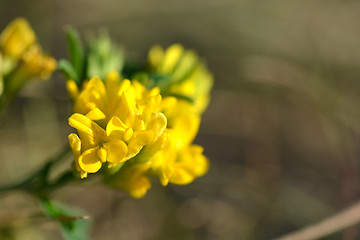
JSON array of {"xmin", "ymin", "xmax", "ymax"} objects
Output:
[
  {"xmin": 0, "ymin": 145, "xmax": 71, "ymax": 196},
  {"xmin": 48, "ymin": 171, "xmax": 76, "ymax": 191}
]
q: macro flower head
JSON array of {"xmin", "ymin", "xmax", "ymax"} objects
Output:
[
  {"xmin": 63, "ymin": 29, "xmax": 213, "ymax": 198},
  {"xmin": 68, "ymin": 72, "xmax": 167, "ymax": 178},
  {"xmin": 67, "ymin": 71, "xmax": 209, "ymax": 197}
]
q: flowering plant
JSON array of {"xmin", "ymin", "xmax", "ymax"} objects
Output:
[{"xmin": 0, "ymin": 19, "xmax": 212, "ymax": 239}]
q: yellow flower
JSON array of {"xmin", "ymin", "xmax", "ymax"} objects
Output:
[
  {"xmin": 169, "ymin": 145, "xmax": 209, "ymax": 185},
  {"xmin": 68, "ymin": 113, "xmax": 128, "ymax": 177},
  {"xmin": 68, "ymin": 73, "xmax": 167, "ymax": 178},
  {"xmin": 66, "ymin": 43, "xmax": 213, "ymax": 196},
  {"xmin": 20, "ymin": 45, "xmax": 57, "ymax": 79},
  {"xmin": 0, "ymin": 18, "xmax": 56, "ymax": 100},
  {"xmin": 0, "ymin": 18, "xmax": 36, "ymax": 59},
  {"xmin": 160, "ymin": 97, "xmax": 200, "ymax": 148},
  {"xmin": 147, "ymin": 44, "xmax": 213, "ymax": 114},
  {"xmin": 148, "ymin": 97, "xmax": 209, "ymax": 186},
  {"xmin": 144, "ymin": 129, "xmax": 174, "ymax": 186},
  {"xmin": 4, "ymin": 45, "xmax": 57, "ymax": 98},
  {"xmin": 144, "ymin": 45, "xmax": 212, "ymax": 186},
  {"xmin": 106, "ymin": 162, "xmax": 152, "ymax": 198},
  {"xmin": 149, "ymin": 129, "xmax": 209, "ymax": 186}
]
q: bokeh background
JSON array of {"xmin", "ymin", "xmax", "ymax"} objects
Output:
[{"xmin": 2, "ymin": 0, "xmax": 360, "ymax": 239}]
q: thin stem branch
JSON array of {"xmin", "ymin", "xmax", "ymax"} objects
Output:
[
  {"xmin": 274, "ymin": 201, "xmax": 360, "ymax": 240},
  {"xmin": 0, "ymin": 145, "xmax": 71, "ymax": 194}
]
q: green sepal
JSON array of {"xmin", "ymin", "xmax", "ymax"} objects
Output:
[
  {"xmin": 105, "ymin": 162, "xmax": 125, "ymax": 176},
  {"xmin": 42, "ymin": 199, "xmax": 90, "ymax": 240},
  {"xmin": 1, "ymin": 56, "xmax": 17, "ymax": 77},
  {"xmin": 85, "ymin": 31, "xmax": 124, "ymax": 80},
  {"xmin": 132, "ymin": 72, "xmax": 171, "ymax": 90},
  {"xmin": 0, "ymin": 70, "xmax": 3, "ymax": 98},
  {"xmin": 170, "ymin": 49, "xmax": 198, "ymax": 83},
  {"xmin": 65, "ymin": 26, "xmax": 84, "ymax": 81},
  {"xmin": 86, "ymin": 51, "xmax": 101, "ymax": 80},
  {"xmin": 167, "ymin": 93, "xmax": 194, "ymax": 104},
  {"xmin": 58, "ymin": 59, "xmax": 79, "ymax": 84}
]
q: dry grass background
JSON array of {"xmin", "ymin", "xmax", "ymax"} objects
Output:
[{"xmin": 2, "ymin": 0, "xmax": 360, "ymax": 239}]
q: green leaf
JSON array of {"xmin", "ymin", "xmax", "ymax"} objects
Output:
[
  {"xmin": 85, "ymin": 31, "xmax": 124, "ymax": 80},
  {"xmin": 58, "ymin": 60, "xmax": 79, "ymax": 84},
  {"xmin": 102, "ymin": 47, "xmax": 124, "ymax": 78},
  {"xmin": 65, "ymin": 26, "xmax": 84, "ymax": 81},
  {"xmin": 167, "ymin": 93, "xmax": 194, "ymax": 104},
  {"xmin": 86, "ymin": 51, "xmax": 101, "ymax": 80},
  {"xmin": 122, "ymin": 62, "xmax": 143, "ymax": 79},
  {"xmin": 0, "ymin": 72, "xmax": 3, "ymax": 98},
  {"xmin": 171, "ymin": 50, "xmax": 198, "ymax": 83},
  {"xmin": 42, "ymin": 199, "xmax": 90, "ymax": 240}
]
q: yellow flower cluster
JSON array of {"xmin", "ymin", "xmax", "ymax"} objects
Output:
[
  {"xmin": 68, "ymin": 72, "xmax": 167, "ymax": 178},
  {"xmin": 0, "ymin": 18, "xmax": 56, "ymax": 97},
  {"xmin": 108, "ymin": 96, "xmax": 209, "ymax": 198},
  {"xmin": 148, "ymin": 97, "xmax": 209, "ymax": 186},
  {"xmin": 68, "ymin": 69, "xmax": 209, "ymax": 198}
]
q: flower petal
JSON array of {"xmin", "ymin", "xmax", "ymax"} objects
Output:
[
  {"xmin": 103, "ymin": 140, "xmax": 128, "ymax": 163},
  {"xmin": 85, "ymin": 107, "xmax": 106, "ymax": 121},
  {"xmin": 147, "ymin": 112, "xmax": 167, "ymax": 142},
  {"xmin": 159, "ymin": 44, "xmax": 183, "ymax": 74},
  {"xmin": 97, "ymin": 147, "xmax": 107, "ymax": 163},
  {"xmin": 127, "ymin": 130, "xmax": 154, "ymax": 159},
  {"xmin": 68, "ymin": 113, "xmax": 106, "ymax": 148},
  {"xmin": 78, "ymin": 147, "xmax": 103, "ymax": 173},
  {"xmin": 169, "ymin": 145, "xmax": 209, "ymax": 185},
  {"xmin": 105, "ymin": 71, "xmax": 121, "ymax": 100},
  {"xmin": 68, "ymin": 133, "xmax": 81, "ymax": 160},
  {"xmin": 108, "ymin": 163, "xmax": 151, "ymax": 198},
  {"xmin": 66, "ymin": 80, "xmax": 79, "ymax": 100},
  {"xmin": 106, "ymin": 116, "xmax": 127, "ymax": 140}
]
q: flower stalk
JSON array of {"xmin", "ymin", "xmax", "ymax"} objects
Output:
[{"xmin": 0, "ymin": 146, "xmax": 71, "ymax": 197}]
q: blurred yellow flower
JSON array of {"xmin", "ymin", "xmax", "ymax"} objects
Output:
[
  {"xmin": 0, "ymin": 18, "xmax": 56, "ymax": 102},
  {"xmin": 148, "ymin": 98, "xmax": 209, "ymax": 186},
  {"xmin": 147, "ymin": 44, "xmax": 213, "ymax": 114},
  {"xmin": 169, "ymin": 144, "xmax": 209, "ymax": 185},
  {"xmin": 160, "ymin": 96, "xmax": 200, "ymax": 148},
  {"xmin": 107, "ymin": 162, "xmax": 152, "ymax": 198},
  {"xmin": 21, "ymin": 45, "xmax": 57, "ymax": 79},
  {"xmin": 144, "ymin": 44, "xmax": 212, "ymax": 187},
  {"xmin": 0, "ymin": 18, "xmax": 35, "ymax": 59}
]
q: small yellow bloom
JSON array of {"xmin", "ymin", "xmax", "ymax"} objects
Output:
[
  {"xmin": 148, "ymin": 97, "xmax": 209, "ymax": 186},
  {"xmin": 69, "ymin": 113, "xmax": 128, "ymax": 175},
  {"xmin": 0, "ymin": 18, "xmax": 36, "ymax": 58},
  {"xmin": 20, "ymin": 45, "xmax": 57, "ymax": 79},
  {"xmin": 169, "ymin": 145, "xmax": 209, "ymax": 185},
  {"xmin": 0, "ymin": 18, "xmax": 56, "ymax": 100},
  {"xmin": 149, "ymin": 130, "xmax": 209, "ymax": 186},
  {"xmin": 160, "ymin": 97, "xmax": 200, "ymax": 148},
  {"xmin": 148, "ymin": 130, "xmax": 176, "ymax": 186},
  {"xmin": 147, "ymin": 44, "xmax": 213, "ymax": 114},
  {"xmin": 107, "ymin": 162, "xmax": 152, "ymax": 198}
]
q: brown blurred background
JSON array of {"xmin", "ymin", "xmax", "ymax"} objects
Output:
[{"xmin": 2, "ymin": 0, "xmax": 360, "ymax": 239}]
